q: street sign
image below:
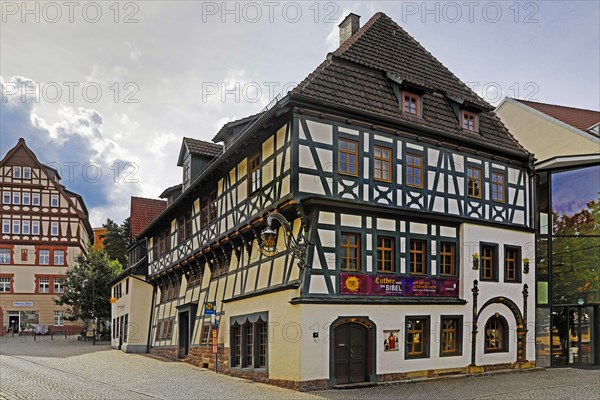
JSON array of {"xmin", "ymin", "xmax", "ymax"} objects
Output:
[{"xmin": 204, "ymin": 301, "xmax": 216, "ymax": 315}]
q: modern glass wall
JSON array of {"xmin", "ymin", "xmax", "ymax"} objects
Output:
[{"xmin": 535, "ymin": 164, "xmax": 600, "ymax": 367}]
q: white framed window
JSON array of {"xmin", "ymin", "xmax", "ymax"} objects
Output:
[
  {"xmin": 32, "ymin": 221, "xmax": 40, "ymax": 235},
  {"xmin": 32, "ymin": 193, "xmax": 40, "ymax": 206},
  {"xmin": 0, "ymin": 277, "xmax": 11, "ymax": 292},
  {"xmin": 12, "ymin": 192, "xmax": 20, "ymax": 205},
  {"xmin": 23, "ymin": 167, "xmax": 31, "ymax": 179},
  {"xmin": 54, "ymin": 311, "xmax": 64, "ymax": 326},
  {"xmin": 2, "ymin": 192, "xmax": 10, "ymax": 204},
  {"xmin": 54, "ymin": 250, "xmax": 65, "ymax": 265},
  {"xmin": 0, "ymin": 249, "xmax": 10, "ymax": 264},
  {"xmin": 2, "ymin": 219, "xmax": 10, "ymax": 234},
  {"xmin": 51, "ymin": 194, "xmax": 59, "ymax": 207},
  {"xmin": 22, "ymin": 220, "xmax": 30, "ymax": 235},
  {"xmin": 39, "ymin": 277, "xmax": 50, "ymax": 293},
  {"xmin": 12, "ymin": 220, "xmax": 20, "ymax": 234},
  {"xmin": 22, "ymin": 192, "xmax": 30, "ymax": 205},
  {"xmin": 51, "ymin": 222, "xmax": 59, "ymax": 236},
  {"xmin": 13, "ymin": 166, "xmax": 21, "ymax": 178},
  {"xmin": 54, "ymin": 278, "xmax": 65, "ymax": 293},
  {"xmin": 39, "ymin": 250, "xmax": 50, "ymax": 265}
]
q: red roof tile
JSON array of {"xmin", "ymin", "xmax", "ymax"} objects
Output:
[
  {"xmin": 516, "ymin": 99, "xmax": 600, "ymax": 134},
  {"xmin": 130, "ymin": 196, "xmax": 167, "ymax": 241}
]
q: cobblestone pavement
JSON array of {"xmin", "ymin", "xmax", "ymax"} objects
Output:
[{"xmin": 1, "ymin": 335, "xmax": 598, "ymax": 400}]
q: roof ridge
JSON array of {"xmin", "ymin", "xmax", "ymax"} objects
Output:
[
  {"xmin": 515, "ymin": 98, "xmax": 600, "ymax": 114},
  {"xmin": 333, "ymin": 12, "xmax": 386, "ymax": 55}
]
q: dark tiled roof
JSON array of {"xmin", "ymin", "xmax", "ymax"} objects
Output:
[
  {"xmin": 130, "ymin": 196, "xmax": 167, "ymax": 241},
  {"xmin": 292, "ymin": 12, "xmax": 529, "ymax": 158},
  {"xmin": 516, "ymin": 99, "xmax": 600, "ymax": 134},
  {"xmin": 159, "ymin": 184, "xmax": 182, "ymax": 199},
  {"xmin": 183, "ymin": 137, "xmax": 223, "ymax": 158}
]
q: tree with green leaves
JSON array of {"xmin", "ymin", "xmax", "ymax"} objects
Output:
[
  {"xmin": 54, "ymin": 246, "xmax": 122, "ymax": 325},
  {"xmin": 101, "ymin": 217, "xmax": 130, "ymax": 266}
]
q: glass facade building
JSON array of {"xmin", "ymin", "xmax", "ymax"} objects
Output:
[{"xmin": 536, "ymin": 163, "xmax": 600, "ymax": 367}]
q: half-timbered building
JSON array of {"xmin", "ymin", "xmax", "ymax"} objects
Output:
[
  {"xmin": 138, "ymin": 12, "xmax": 536, "ymax": 389},
  {"xmin": 0, "ymin": 138, "xmax": 92, "ymax": 334}
]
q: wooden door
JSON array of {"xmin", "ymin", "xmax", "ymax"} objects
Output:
[{"xmin": 334, "ymin": 323, "xmax": 367, "ymax": 384}]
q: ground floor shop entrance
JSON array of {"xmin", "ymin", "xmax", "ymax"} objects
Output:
[{"xmin": 551, "ymin": 305, "xmax": 599, "ymax": 367}]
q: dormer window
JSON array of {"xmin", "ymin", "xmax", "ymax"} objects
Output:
[
  {"xmin": 403, "ymin": 92, "xmax": 421, "ymax": 116},
  {"xmin": 462, "ymin": 110, "xmax": 478, "ymax": 132}
]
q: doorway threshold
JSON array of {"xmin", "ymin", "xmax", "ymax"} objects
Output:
[{"xmin": 334, "ymin": 382, "xmax": 378, "ymax": 390}]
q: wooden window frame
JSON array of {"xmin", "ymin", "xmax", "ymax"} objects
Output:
[
  {"xmin": 338, "ymin": 137, "xmax": 359, "ymax": 177},
  {"xmin": 32, "ymin": 221, "xmax": 40, "ymax": 235},
  {"xmin": 491, "ymin": 171, "xmax": 506, "ymax": 203},
  {"xmin": 32, "ymin": 193, "xmax": 40, "ymax": 206},
  {"xmin": 248, "ymin": 154, "xmax": 261, "ymax": 195},
  {"xmin": 484, "ymin": 315, "xmax": 509, "ymax": 353},
  {"xmin": 256, "ymin": 318, "xmax": 268, "ymax": 368},
  {"xmin": 402, "ymin": 91, "xmax": 421, "ymax": 116},
  {"xmin": 38, "ymin": 249, "xmax": 50, "ymax": 265},
  {"xmin": 200, "ymin": 323, "xmax": 211, "ymax": 344},
  {"xmin": 405, "ymin": 316, "xmax": 430, "ymax": 359},
  {"xmin": 340, "ymin": 232, "xmax": 361, "ymax": 271},
  {"xmin": 377, "ymin": 236, "xmax": 395, "ymax": 273},
  {"xmin": 2, "ymin": 219, "xmax": 9, "ymax": 234},
  {"xmin": 406, "ymin": 153, "xmax": 424, "ymax": 189},
  {"xmin": 23, "ymin": 167, "xmax": 31, "ymax": 179},
  {"xmin": 2, "ymin": 192, "xmax": 10, "ymax": 205},
  {"xmin": 0, "ymin": 274, "xmax": 14, "ymax": 293},
  {"xmin": 504, "ymin": 245, "xmax": 522, "ymax": 283},
  {"xmin": 183, "ymin": 160, "xmax": 190, "ymax": 186},
  {"xmin": 0, "ymin": 248, "xmax": 11, "ymax": 264},
  {"xmin": 243, "ymin": 322, "xmax": 254, "ymax": 368},
  {"xmin": 467, "ymin": 166, "xmax": 483, "ymax": 199},
  {"xmin": 13, "ymin": 166, "xmax": 21, "ymax": 179},
  {"xmin": 231, "ymin": 323, "xmax": 241, "ymax": 367},
  {"xmin": 51, "ymin": 194, "xmax": 59, "ymax": 208},
  {"xmin": 439, "ymin": 242, "xmax": 456, "ymax": 276},
  {"xmin": 480, "ymin": 243, "xmax": 498, "ymax": 282},
  {"xmin": 209, "ymin": 191, "xmax": 218, "ymax": 222},
  {"xmin": 53, "ymin": 250, "xmax": 65, "ymax": 266},
  {"xmin": 373, "ymin": 145, "xmax": 392, "ymax": 182},
  {"xmin": 440, "ymin": 315, "xmax": 463, "ymax": 357},
  {"xmin": 201, "ymin": 196, "xmax": 209, "ymax": 227},
  {"xmin": 53, "ymin": 277, "xmax": 65, "ymax": 294},
  {"xmin": 22, "ymin": 192, "xmax": 30, "ymax": 205},
  {"xmin": 462, "ymin": 110, "xmax": 478, "ymax": 132},
  {"xmin": 409, "ymin": 239, "xmax": 427, "ymax": 275}
]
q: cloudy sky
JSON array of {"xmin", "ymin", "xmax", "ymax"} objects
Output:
[{"xmin": 1, "ymin": 1, "xmax": 599, "ymax": 227}]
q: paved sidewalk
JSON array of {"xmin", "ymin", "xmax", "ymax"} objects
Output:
[{"xmin": 1, "ymin": 335, "xmax": 598, "ymax": 399}]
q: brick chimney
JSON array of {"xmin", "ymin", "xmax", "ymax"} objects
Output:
[{"xmin": 339, "ymin": 13, "xmax": 360, "ymax": 45}]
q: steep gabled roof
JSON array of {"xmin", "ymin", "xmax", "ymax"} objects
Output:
[
  {"xmin": 0, "ymin": 138, "xmax": 93, "ymax": 237},
  {"xmin": 515, "ymin": 99, "xmax": 600, "ymax": 136},
  {"xmin": 292, "ymin": 12, "xmax": 529, "ymax": 158},
  {"xmin": 130, "ymin": 196, "xmax": 167, "ymax": 241}
]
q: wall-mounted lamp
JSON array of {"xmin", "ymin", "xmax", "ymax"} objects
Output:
[{"xmin": 259, "ymin": 212, "xmax": 307, "ymax": 269}]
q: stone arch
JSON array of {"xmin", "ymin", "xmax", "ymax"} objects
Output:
[{"xmin": 475, "ymin": 296, "xmax": 526, "ymax": 363}]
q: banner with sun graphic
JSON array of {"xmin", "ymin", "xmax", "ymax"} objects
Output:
[{"xmin": 340, "ymin": 273, "xmax": 459, "ymax": 297}]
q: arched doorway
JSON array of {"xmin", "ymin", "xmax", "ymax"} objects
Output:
[
  {"xmin": 330, "ymin": 317, "xmax": 376, "ymax": 386},
  {"xmin": 475, "ymin": 296, "xmax": 527, "ymax": 363}
]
